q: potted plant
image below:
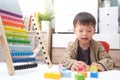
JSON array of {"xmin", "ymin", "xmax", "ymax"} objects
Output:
[{"xmin": 40, "ymin": 11, "xmax": 54, "ymax": 32}]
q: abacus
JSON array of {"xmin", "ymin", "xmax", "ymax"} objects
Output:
[{"xmin": 0, "ymin": 8, "xmax": 39, "ymax": 75}]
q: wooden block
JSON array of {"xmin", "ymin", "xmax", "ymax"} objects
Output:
[
  {"xmin": 61, "ymin": 70, "xmax": 71, "ymax": 78},
  {"xmin": 90, "ymin": 65, "xmax": 98, "ymax": 72},
  {"xmin": 75, "ymin": 74, "xmax": 85, "ymax": 80},
  {"xmin": 90, "ymin": 72, "xmax": 98, "ymax": 78},
  {"xmin": 44, "ymin": 71, "xmax": 61, "ymax": 79},
  {"xmin": 44, "ymin": 72, "xmax": 51, "ymax": 78}
]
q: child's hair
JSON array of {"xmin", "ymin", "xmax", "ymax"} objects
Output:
[{"xmin": 73, "ymin": 12, "xmax": 96, "ymax": 28}]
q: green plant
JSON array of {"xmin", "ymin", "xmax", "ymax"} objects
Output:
[{"xmin": 40, "ymin": 11, "xmax": 54, "ymax": 21}]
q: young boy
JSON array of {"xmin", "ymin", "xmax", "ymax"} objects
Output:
[{"xmin": 60, "ymin": 12, "xmax": 114, "ymax": 71}]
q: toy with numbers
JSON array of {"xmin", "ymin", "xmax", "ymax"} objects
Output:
[
  {"xmin": 31, "ymin": 16, "xmax": 52, "ymax": 68},
  {"xmin": 0, "ymin": 8, "xmax": 51, "ymax": 75}
]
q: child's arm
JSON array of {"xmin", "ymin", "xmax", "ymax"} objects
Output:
[
  {"xmin": 97, "ymin": 42, "xmax": 114, "ymax": 70},
  {"xmin": 59, "ymin": 41, "xmax": 77, "ymax": 69}
]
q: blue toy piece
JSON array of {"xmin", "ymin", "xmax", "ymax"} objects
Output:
[
  {"xmin": 59, "ymin": 66, "xmax": 67, "ymax": 72},
  {"xmin": 59, "ymin": 66, "xmax": 71, "ymax": 78},
  {"xmin": 61, "ymin": 70, "xmax": 71, "ymax": 78},
  {"xmin": 90, "ymin": 72, "xmax": 98, "ymax": 78}
]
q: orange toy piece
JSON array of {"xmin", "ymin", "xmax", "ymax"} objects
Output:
[
  {"xmin": 44, "ymin": 71, "xmax": 61, "ymax": 79},
  {"xmin": 78, "ymin": 71, "xmax": 87, "ymax": 78},
  {"xmin": 77, "ymin": 66, "xmax": 88, "ymax": 78}
]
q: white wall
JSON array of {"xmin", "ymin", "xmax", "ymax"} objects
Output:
[
  {"xmin": 18, "ymin": 0, "xmax": 53, "ymax": 16},
  {"xmin": 54, "ymin": 0, "xmax": 98, "ymax": 33},
  {"xmin": 0, "ymin": 0, "xmax": 22, "ymax": 14},
  {"xmin": 0, "ymin": 0, "xmax": 53, "ymax": 16}
]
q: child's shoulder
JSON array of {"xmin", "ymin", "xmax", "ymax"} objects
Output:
[
  {"xmin": 91, "ymin": 39, "xmax": 102, "ymax": 46},
  {"xmin": 67, "ymin": 39, "xmax": 78, "ymax": 47},
  {"xmin": 68, "ymin": 41, "xmax": 75, "ymax": 46}
]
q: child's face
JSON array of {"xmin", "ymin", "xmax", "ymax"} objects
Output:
[{"xmin": 74, "ymin": 23, "xmax": 95, "ymax": 44}]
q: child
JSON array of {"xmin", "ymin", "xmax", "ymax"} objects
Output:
[{"xmin": 60, "ymin": 12, "xmax": 114, "ymax": 71}]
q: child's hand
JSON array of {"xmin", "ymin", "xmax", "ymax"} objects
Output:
[
  {"xmin": 71, "ymin": 61, "xmax": 87, "ymax": 71},
  {"xmin": 91, "ymin": 62, "xmax": 105, "ymax": 72}
]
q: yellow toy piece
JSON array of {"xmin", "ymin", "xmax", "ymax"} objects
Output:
[
  {"xmin": 90, "ymin": 65, "xmax": 98, "ymax": 72},
  {"xmin": 44, "ymin": 71, "xmax": 61, "ymax": 79}
]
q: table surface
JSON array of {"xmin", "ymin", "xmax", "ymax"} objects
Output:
[{"xmin": 0, "ymin": 62, "xmax": 120, "ymax": 80}]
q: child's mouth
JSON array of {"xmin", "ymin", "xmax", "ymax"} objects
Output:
[{"xmin": 82, "ymin": 38, "xmax": 88, "ymax": 40}]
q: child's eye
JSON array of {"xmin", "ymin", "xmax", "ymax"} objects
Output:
[
  {"xmin": 79, "ymin": 30, "xmax": 83, "ymax": 32},
  {"xmin": 87, "ymin": 30, "xmax": 92, "ymax": 32}
]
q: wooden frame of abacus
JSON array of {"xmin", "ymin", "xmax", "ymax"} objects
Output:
[
  {"xmin": 0, "ymin": 9, "xmax": 52, "ymax": 75},
  {"xmin": 0, "ymin": 17, "xmax": 15, "ymax": 75},
  {"xmin": 0, "ymin": 9, "xmax": 37, "ymax": 75}
]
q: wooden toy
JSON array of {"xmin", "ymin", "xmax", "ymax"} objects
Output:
[
  {"xmin": 90, "ymin": 72, "xmax": 98, "ymax": 78},
  {"xmin": 0, "ymin": 8, "xmax": 38, "ymax": 75},
  {"xmin": 58, "ymin": 64, "xmax": 63, "ymax": 71},
  {"xmin": 59, "ymin": 66, "xmax": 67, "ymax": 72},
  {"xmin": 78, "ymin": 71, "xmax": 87, "ymax": 78},
  {"xmin": 44, "ymin": 71, "xmax": 61, "ymax": 79},
  {"xmin": 61, "ymin": 70, "xmax": 71, "ymax": 78},
  {"xmin": 77, "ymin": 65, "xmax": 90, "ymax": 71},
  {"xmin": 0, "ymin": 8, "xmax": 52, "ymax": 75},
  {"xmin": 75, "ymin": 73, "xmax": 85, "ymax": 80},
  {"xmin": 90, "ymin": 65, "xmax": 99, "ymax": 78},
  {"xmin": 31, "ymin": 17, "xmax": 52, "ymax": 68},
  {"xmin": 77, "ymin": 66, "xmax": 88, "ymax": 78},
  {"xmin": 77, "ymin": 66, "xmax": 84, "ymax": 71},
  {"xmin": 90, "ymin": 65, "xmax": 98, "ymax": 72},
  {"xmin": 59, "ymin": 66, "xmax": 71, "ymax": 78}
]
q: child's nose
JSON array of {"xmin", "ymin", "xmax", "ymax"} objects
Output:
[{"xmin": 83, "ymin": 31, "xmax": 87, "ymax": 35}]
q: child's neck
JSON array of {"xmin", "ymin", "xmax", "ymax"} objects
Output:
[{"xmin": 79, "ymin": 42, "xmax": 90, "ymax": 51}]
